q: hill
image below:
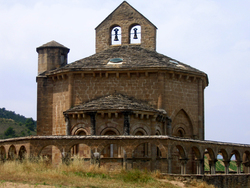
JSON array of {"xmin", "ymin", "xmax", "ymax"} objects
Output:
[{"xmin": 0, "ymin": 108, "xmax": 36, "ymax": 139}]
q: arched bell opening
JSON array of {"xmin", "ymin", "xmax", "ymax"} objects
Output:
[
  {"xmin": 110, "ymin": 25, "xmax": 121, "ymax": 45},
  {"xmin": 129, "ymin": 24, "xmax": 141, "ymax": 44}
]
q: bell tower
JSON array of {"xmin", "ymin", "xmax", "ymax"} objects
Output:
[
  {"xmin": 36, "ymin": 40, "xmax": 70, "ymax": 75},
  {"xmin": 95, "ymin": 1, "xmax": 157, "ymax": 53}
]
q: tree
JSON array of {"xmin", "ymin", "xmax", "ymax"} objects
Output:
[
  {"xmin": 25, "ymin": 118, "xmax": 35, "ymax": 131},
  {"xmin": 4, "ymin": 127, "xmax": 15, "ymax": 137}
]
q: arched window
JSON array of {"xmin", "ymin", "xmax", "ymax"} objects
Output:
[
  {"xmin": 130, "ymin": 25, "xmax": 141, "ymax": 44},
  {"xmin": 111, "ymin": 26, "xmax": 121, "ymax": 45}
]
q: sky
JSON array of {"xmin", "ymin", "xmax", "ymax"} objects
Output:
[{"xmin": 0, "ymin": 0, "xmax": 249, "ymax": 144}]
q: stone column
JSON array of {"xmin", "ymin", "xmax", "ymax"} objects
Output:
[
  {"xmin": 87, "ymin": 112, "xmax": 97, "ymax": 135},
  {"xmin": 168, "ymin": 157, "xmax": 172, "ymax": 174},
  {"xmin": 64, "ymin": 114, "xmax": 70, "ymax": 135},
  {"xmin": 236, "ymin": 161, "xmax": 242, "ymax": 174},
  {"xmin": 209, "ymin": 159, "xmax": 217, "ymax": 174},
  {"xmin": 223, "ymin": 160, "xmax": 230, "ymax": 174},
  {"xmin": 196, "ymin": 159, "xmax": 203, "ymax": 175},
  {"xmin": 166, "ymin": 117, "xmax": 172, "ymax": 136},
  {"xmin": 123, "ymin": 111, "xmax": 130, "ymax": 135},
  {"xmin": 198, "ymin": 78, "xmax": 204, "ymax": 140},
  {"xmin": 68, "ymin": 73, "xmax": 74, "ymax": 109},
  {"xmin": 180, "ymin": 159, "xmax": 188, "ymax": 174},
  {"xmin": 157, "ymin": 72, "xmax": 165, "ymax": 109}
]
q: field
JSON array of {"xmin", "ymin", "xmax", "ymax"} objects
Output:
[{"xmin": 0, "ymin": 158, "xmax": 214, "ymax": 188}]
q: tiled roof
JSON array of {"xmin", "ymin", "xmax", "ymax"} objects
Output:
[
  {"xmin": 64, "ymin": 93, "xmax": 166, "ymax": 114},
  {"xmin": 48, "ymin": 45, "xmax": 206, "ymax": 76},
  {"xmin": 36, "ymin": 40, "xmax": 69, "ymax": 50}
]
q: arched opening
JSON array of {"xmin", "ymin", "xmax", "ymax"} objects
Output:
[
  {"xmin": 8, "ymin": 145, "xmax": 17, "ymax": 160},
  {"xmin": 133, "ymin": 142, "xmax": 163, "ymax": 171},
  {"xmin": 130, "ymin": 24, "xmax": 141, "ymax": 44},
  {"xmin": 171, "ymin": 145, "xmax": 187, "ymax": 174},
  {"xmin": 172, "ymin": 109, "xmax": 193, "ymax": 138},
  {"xmin": 203, "ymin": 148, "xmax": 216, "ymax": 174},
  {"xmin": 70, "ymin": 143, "xmax": 90, "ymax": 159},
  {"xmin": 111, "ymin": 26, "xmax": 121, "ymax": 45},
  {"xmin": 71, "ymin": 129, "xmax": 88, "ymax": 156},
  {"xmin": 134, "ymin": 130, "xmax": 148, "ymax": 157},
  {"xmin": 230, "ymin": 150, "xmax": 242, "ymax": 174},
  {"xmin": 39, "ymin": 145, "xmax": 62, "ymax": 166},
  {"xmin": 243, "ymin": 151, "xmax": 250, "ymax": 173},
  {"xmin": 18, "ymin": 146, "xmax": 27, "ymax": 161},
  {"xmin": 0, "ymin": 146, "xmax": 6, "ymax": 162},
  {"xmin": 186, "ymin": 146, "xmax": 202, "ymax": 174},
  {"xmin": 101, "ymin": 130, "xmax": 122, "ymax": 158},
  {"xmin": 177, "ymin": 129, "xmax": 185, "ymax": 138}
]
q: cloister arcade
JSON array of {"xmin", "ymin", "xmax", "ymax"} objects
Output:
[{"xmin": 1, "ymin": 135, "xmax": 250, "ymax": 175}]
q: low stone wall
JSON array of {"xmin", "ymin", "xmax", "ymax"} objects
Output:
[{"xmin": 165, "ymin": 174, "xmax": 250, "ymax": 188}]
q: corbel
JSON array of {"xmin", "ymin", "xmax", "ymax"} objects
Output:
[
  {"xmin": 116, "ymin": 72, "xmax": 119, "ymax": 78},
  {"xmin": 105, "ymin": 72, "xmax": 109, "ymax": 78},
  {"xmin": 81, "ymin": 73, "xmax": 85, "ymax": 78}
]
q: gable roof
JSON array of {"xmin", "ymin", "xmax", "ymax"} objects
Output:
[{"xmin": 95, "ymin": 1, "xmax": 157, "ymax": 30}]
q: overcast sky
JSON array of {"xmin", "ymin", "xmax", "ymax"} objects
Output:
[{"xmin": 0, "ymin": 0, "xmax": 249, "ymax": 144}]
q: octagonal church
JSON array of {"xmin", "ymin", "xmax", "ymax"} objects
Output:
[{"xmin": 36, "ymin": 1, "xmax": 208, "ymax": 172}]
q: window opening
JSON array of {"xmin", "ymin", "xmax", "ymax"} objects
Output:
[
  {"xmin": 130, "ymin": 25, "xmax": 141, "ymax": 44},
  {"xmin": 111, "ymin": 26, "xmax": 121, "ymax": 45}
]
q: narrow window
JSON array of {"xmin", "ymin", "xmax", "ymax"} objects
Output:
[
  {"xmin": 130, "ymin": 25, "xmax": 141, "ymax": 44},
  {"xmin": 111, "ymin": 26, "xmax": 121, "ymax": 45}
]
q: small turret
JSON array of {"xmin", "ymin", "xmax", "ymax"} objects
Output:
[{"xmin": 36, "ymin": 40, "xmax": 70, "ymax": 75}]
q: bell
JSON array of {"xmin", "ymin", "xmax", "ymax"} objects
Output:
[
  {"xmin": 114, "ymin": 28, "xmax": 119, "ymax": 41},
  {"xmin": 133, "ymin": 28, "xmax": 138, "ymax": 39},
  {"xmin": 114, "ymin": 35, "xmax": 119, "ymax": 41}
]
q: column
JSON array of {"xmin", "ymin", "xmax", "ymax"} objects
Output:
[
  {"xmin": 198, "ymin": 78, "xmax": 204, "ymax": 140},
  {"xmin": 223, "ymin": 160, "xmax": 230, "ymax": 174},
  {"xmin": 87, "ymin": 112, "xmax": 97, "ymax": 135},
  {"xmin": 64, "ymin": 114, "xmax": 70, "ymax": 135},
  {"xmin": 123, "ymin": 111, "xmax": 130, "ymax": 135},
  {"xmin": 196, "ymin": 159, "xmax": 203, "ymax": 175},
  {"xmin": 157, "ymin": 72, "xmax": 165, "ymax": 109},
  {"xmin": 168, "ymin": 157, "xmax": 172, "ymax": 174},
  {"xmin": 166, "ymin": 117, "xmax": 172, "ymax": 136},
  {"xmin": 68, "ymin": 73, "xmax": 74, "ymax": 109},
  {"xmin": 180, "ymin": 159, "xmax": 188, "ymax": 174},
  {"xmin": 236, "ymin": 161, "xmax": 242, "ymax": 174},
  {"xmin": 209, "ymin": 159, "xmax": 217, "ymax": 174}
]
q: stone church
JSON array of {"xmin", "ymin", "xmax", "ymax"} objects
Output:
[
  {"xmin": 35, "ymin": 1, "xmax": 208, "ymax": 170},
  {"xmin": 36, "ymin": 1, "xmax": 208, "ymax": 140},
  {"xmin": 1, "ymin": 2, "xmax": 250, "ymax": 179}
]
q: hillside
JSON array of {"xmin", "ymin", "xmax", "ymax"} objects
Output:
[{"xmin": 0, "ymin": 108, "xmax": 36, "ymax": 139}]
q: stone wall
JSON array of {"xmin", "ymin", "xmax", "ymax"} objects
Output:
[
  {"xmin": 167, "ymin": 174, "xmax": 250, "ymax": 188},
  {"xmin": 37, "ymin": 71, "xmax": 201, "ymax": 139}
]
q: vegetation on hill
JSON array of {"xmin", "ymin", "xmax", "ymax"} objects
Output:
[{"xmin": 0, "ymin": 108, "xmax": 36, "ymax": 139}]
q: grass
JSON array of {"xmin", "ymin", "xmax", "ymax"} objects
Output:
[{"xmin": 0, "ymin": 157, "xmax": 179, "ymax": 188}]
